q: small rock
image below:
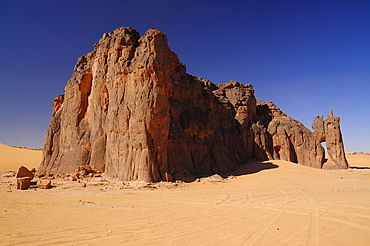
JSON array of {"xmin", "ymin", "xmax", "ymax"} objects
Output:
[
  {"xmin": 16, "ymin": 166, "xmax": 34, "ymax": 179},
  {"xmin": 37, "ymin": 179, "xmax": 52, "ymax": 189}
]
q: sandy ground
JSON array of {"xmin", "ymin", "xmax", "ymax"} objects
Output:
[{"xmin": 1, "ymin": 144, "xmax": 370, "ymax": 246}]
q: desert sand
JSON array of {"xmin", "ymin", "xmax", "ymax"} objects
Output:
[
  {"xmin": 1, "ymin": 144, "xmax": 369, "ymax": 246},
  {"xmin": 0, "ymin": 143, "xmax": 42, "ymax": 172}
]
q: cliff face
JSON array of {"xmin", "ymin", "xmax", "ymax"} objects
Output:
[{"xmin": 38, "ymin": 27, "xmax": 348, "ymax": 181}]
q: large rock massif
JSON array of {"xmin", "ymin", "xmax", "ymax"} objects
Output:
[{"xmin": 37, "ymin": 27, "xmax": 348, "ymax": 182}]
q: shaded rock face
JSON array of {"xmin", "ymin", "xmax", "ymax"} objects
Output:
[
  {"xmin": 268, "ymin": 116, "xmax": 325, "ymax": 168},
  {"xmin": 38, "ymin": 27, "xmax": 348, "ymax": 181}
]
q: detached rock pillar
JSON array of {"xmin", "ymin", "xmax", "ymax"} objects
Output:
[
  {"xmin": 313, "ymin": 109, "xmax": 349, "ymax": 169},
  {"xmin": 323, "ymin": 109, "xmax": 349, "ymax": 169}
]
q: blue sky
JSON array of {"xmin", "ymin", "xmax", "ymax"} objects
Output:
[{"xmin": 0, "ymin": 0, "xmax": 369, "ymax": 151}]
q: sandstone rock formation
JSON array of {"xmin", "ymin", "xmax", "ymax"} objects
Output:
[
  {"xmin": 313, "ymin": 109, "xmax": 349, "ymax": 169},
  {"xmin": 37, "ymin": 27, "xmax": 348, "ymax": 182},
  {"xmin": 268, "ymin": 116, "xmax": 325, "ymax": 168}
]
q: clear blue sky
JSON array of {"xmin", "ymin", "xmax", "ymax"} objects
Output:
[{"xmin": 1, "ymin": 0, "xmax": 369, "ymax": 151}]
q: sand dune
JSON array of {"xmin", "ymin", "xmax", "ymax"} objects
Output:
[
  {"xmin": 1, "ymin": 144, "xmax": 370, "ymax": 245},
  {"xmin": 346, "ymin": 152, "xmax": 370, "ymax": 168},
  {"xmin": 0, "ymin": 143, "xmax": 42, "ymax": 171}
]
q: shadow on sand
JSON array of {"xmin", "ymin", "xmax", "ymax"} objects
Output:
[
  {"xmin": 225, "ymin": 160, "xmax": 279, "ymax": 177},
  {"xmin": 350, "ymin": 166, "xmax": 370, "ymax": 170},
  {"xmin": 175, "ymin": 161, "xmax": 279, "ymax": 182}
]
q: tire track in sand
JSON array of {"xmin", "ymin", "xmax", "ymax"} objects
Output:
[
  {"xmin": 292, "ymin": 187, "xmax": 320, "ymax": 246},
  {"xmin": 241, "ymin": 187, "xmax": 289, "ymax": 245}
]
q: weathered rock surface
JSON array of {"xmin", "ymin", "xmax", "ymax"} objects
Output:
[
  {"xmin": 38, "ymin": 27, "xmax": 245, "ymax": 182},
  {"xmin": 212, "ymin": 80, "xmax": 257, "ymax": 125},
  {"xmin": 322, "ymin": 109, "xmax": 349, "ymax": 169},
  {"xmin": 38, "ymin": 27, "xmax": 349, "ymax": 182},
  {"xmin": 268, "ymin": 116, "xmax": 325, "ymax": 168},
  {"xmin": 312, "ymin": 115, "xmax": 326, "ymax": 143}
]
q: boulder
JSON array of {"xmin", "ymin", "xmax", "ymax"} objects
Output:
[
  {"xmin": 16, "ymin": 177, "xmax": 32, "ymax": 190},
  {"xmin": 37, "ymin": 179, "xmax": 52, "ymax": 189},
  {"xmin": 16, "ymin": 166, "xmax": 34, "ymax": 179}
]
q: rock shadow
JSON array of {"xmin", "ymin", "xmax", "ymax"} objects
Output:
[
  {"xmin": 227, "ymin": 160, "xmax": 279, "ymax": 177},
  {"xmin": 350, "ymin": 166, "xmax": 370, "ymax": 169},
  {"xmin": 181, "ymin": 161, "xmax": 278, "ymax": 183}
]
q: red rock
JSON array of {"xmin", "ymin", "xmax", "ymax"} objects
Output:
[
  {"xmin": 16, "ymin": 166, "xmax": 34, "ymax": 179},
  {"xmin": 36, "ymin": 27, "xmax": 349, "ymax": 181},
  {"xmin": 16, "ymin": 177, "xmax": 32, "ymax": 190},
  {"xmin": 37, "ymin": 28, "xmax": 244, "ymax": 181}
]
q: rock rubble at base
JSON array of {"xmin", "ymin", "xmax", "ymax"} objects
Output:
[
  {"xmin": 14, "ymin": 166, "xmax": 53, "ymax": 190},
  {"xmin": 37, "ymin": 27, "xmax": 349, "ymax": 182},
  {"xmin": 16, "ymin": 166, "xmax": 34, "ymax": 190}
]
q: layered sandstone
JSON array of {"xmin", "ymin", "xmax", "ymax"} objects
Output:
[{"xmin": 38, "ymin": 27, "xmax": 348, "ymax": 181}]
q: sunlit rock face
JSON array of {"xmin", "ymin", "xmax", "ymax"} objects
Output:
[
  {"xmin": 313, "ymin": 109, "xmax": 349, "ymax": 169},
  {"xmin": 37, "ymin": 27, "xmax": 348, "ymax": 181}
]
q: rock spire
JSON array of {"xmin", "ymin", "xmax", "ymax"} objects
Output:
[{"xmin": 312, "ymin": 109, "xmax": 349, "ymax": 169}]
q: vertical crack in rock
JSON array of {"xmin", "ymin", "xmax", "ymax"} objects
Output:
[{"xmin": 77, "ymin": 71, "xmax": 92, "ymax": 125}]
